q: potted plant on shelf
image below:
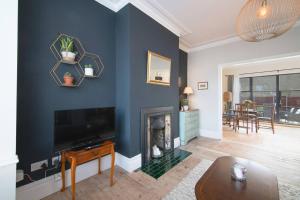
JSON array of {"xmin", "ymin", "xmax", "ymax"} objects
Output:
[
  {"xmin": 63, "ymin": 72, "xmax": 74, "ymax": 86},
  {"xmin": 84, "ymin": 64, "xmax": 94, "ymax": 76},
  {"xmin": 60, "ymin": 36, "xmax": 77, "ymax": 62},
  {"xmin": 181, "ymin": 99, "xmax": 189, "ymax": 111}
]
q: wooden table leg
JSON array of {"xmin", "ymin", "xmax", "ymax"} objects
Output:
[
  {"xmin": 110, "ymin": 145, "xmax": 115, "ymax": 186},
  {"xmin": 71, "ymin": 157, "xmax": 77, "ymax": 200},
  {"xmin": 60, "ymin": 152, "xmax": 66, "ymax": 192},
  {"xmin": 98, "ymin": 157, "xmax": 101, "ymax": 175}
]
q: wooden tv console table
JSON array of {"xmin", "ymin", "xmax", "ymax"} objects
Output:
[{"xmin": 60, "ymin": 141, "xmax": 115, "ymax": 200}]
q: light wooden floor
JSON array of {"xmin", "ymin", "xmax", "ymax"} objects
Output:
[{"xmin": 44, "ymin": 125, "xmax": 300, "ymax": 200}]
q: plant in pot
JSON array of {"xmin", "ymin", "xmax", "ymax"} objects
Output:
[
  {"xmin": 60, "ymin": 36, "xmax": 77, "ymax": 62},
  {"xmin": 84, "ymin": 64, "xmax": 94, "ymax": 76},
  {"xmin": 181, "ymin": 99, "xmax": 189, "ymax": 111},
  {"xmin": 63, "ymin": 72, "xmax": 74, "ymax": 86}
]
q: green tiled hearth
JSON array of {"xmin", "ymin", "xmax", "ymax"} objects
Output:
[{"xmin": 141, "ymin": 149, "xmax": 192, "ymax": 179}]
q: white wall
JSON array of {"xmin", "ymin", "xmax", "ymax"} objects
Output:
[
  {"xmin": 0, "ymin": 0, "xmax": 18, "ymax": 199},
  {"xmin": 188, "ymin": 26, "xmax": 300, "ymax": 139}
]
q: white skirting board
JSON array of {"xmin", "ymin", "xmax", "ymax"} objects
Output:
[
  {"xmin": 199, "ymin": 129, "xmax": 222, "ymax": 140},
  {"xmin": 16, "ymin": 153, "xmax": 141, "ymax": 200}
]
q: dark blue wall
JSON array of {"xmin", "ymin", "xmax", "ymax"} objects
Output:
[
  {"xmin": 17, "ymin": 0, "xmax": 116, "ymax": 185},
  {"xmin": 115, "ymin": 6, "xmax": 132, "ymax": 157},
  {"xmin": 179, "ymin": 50, "xmax": 188, "ymax": 103},
  {"xmin": 17, "ymin": 1, "xmax": 180, "ymax": 186},
  {"xmin": 129, "ymin": 5, "xmax": 180, "ymax": 157},
  {"xmin": 116, "ymin": 4, "xmax": 179, "ymax": 157}
]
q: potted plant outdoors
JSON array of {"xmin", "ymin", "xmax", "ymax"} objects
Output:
[
  {"xmin": 84, "ymin": 64, "xmax": 94, "ymax": 76},
  {"xmin": 181, "ymin": 99, "xmax": 189, "ymax": 111},
  {"xmin": 63, "ymin": 72, "xmax": 74, "ymax": 86},
  {"xmin": 60, "ymin": 36, "xmax": 77, "ymax": 63}
]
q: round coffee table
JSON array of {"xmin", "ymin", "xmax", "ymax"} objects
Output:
[{"xmin": 195, "ymin": 156, "xmax": 279, "ymax": 200}]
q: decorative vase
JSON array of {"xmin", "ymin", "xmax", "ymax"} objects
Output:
[
  {"xmin": 61, "ymin": 51, "xmax": 76, "ymax": 62},
  {"xmin": 183, "ymin": 105, "xmax": 189, "ymax": 111},
  {"xmin": 85, "ymin": 67, "xmax": 94, "ymax": 76},
  {"xmin": 63, "ymin": 76, "xmax": 74, "ymax": 86},
  {"xmin": 231, "ymin": 163, "xmax": 247, "ymax": 181}
]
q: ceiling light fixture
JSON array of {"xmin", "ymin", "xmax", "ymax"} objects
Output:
[{"xmin": 236, "ymin": 0, "xmax": 300, "ymax": 42}]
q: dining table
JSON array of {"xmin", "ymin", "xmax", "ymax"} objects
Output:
[{"xmin": 232, "ymin": 109, "xmax": 262, "ymax": 133}]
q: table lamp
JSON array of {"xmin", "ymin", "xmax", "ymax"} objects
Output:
[
  {"xmin": 183, "ymin": 86, "xmax": 194, "ymax": 111},
  {"xmin": 223, "ymin": 91, "xmax": 233, "ymax": 111}
]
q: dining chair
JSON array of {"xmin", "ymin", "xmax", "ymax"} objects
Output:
[
  {"xmin": 257, "ymin": 104, "xmax": 275, "ymax": 134},
  {"xmin": 234, "ymin": 103, "xmax": 258, "ymax": 134}
]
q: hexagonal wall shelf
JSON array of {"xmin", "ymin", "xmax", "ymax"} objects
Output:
[
  {"xmin": 80, "ymin": 52, "xmax": 104, "ymax": 78},
  {"xmin": 50, "ymin": 33, "xmax": 85, "ymax": 63},
  {"xmin": 50, "ymin": 61, "xmax": 84, "ymax": 87},
  {"xmin": 49, "ymin": 33, "xmax": 105, "ymax": 88}
]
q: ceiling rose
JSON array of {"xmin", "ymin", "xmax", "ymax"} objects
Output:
[{"xmin": 236, "ymin": 0, "xmax": 300, "ymax": 42}]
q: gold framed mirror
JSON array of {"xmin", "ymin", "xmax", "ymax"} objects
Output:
[{"xmin": 147, "ymin": 50, "xmax": 171, "ymax": 86}]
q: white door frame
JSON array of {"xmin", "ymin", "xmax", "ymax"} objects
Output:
[
  {"xmin": 0, "ymin": 1, "xmax": 19, "ymax": 200},
  {"xmin": 218, "ymin": 52, "xmax": 300, "ymax": 139}
]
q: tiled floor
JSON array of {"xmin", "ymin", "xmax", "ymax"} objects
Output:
[{"xmin": 141, "ymin": 149, "xmax": 191, "ymax": 179}]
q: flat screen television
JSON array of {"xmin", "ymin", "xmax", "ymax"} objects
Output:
[{"xmin": 54, "ymin": 107, "xmax": 115, "ymax": 152}]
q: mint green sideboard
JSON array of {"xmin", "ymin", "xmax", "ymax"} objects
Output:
[{"xmin": 179, "ymin": 110, "xmax": 199, "ymax": 145}]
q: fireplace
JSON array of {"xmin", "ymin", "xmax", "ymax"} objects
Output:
[{"xmin": 141, "ymin": 107, "xmax": 174, "ymax": 164}]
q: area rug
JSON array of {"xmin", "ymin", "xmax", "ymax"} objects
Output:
[{"xmin": 163, "ymin": 159, "xmax": 300, "ymax": 200}]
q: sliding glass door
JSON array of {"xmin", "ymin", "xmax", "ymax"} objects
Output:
[
  {"xmin": 240, "ymin": 73, "xmax": 300, "ymax": 125},
  {"xmin": 279, "ymin": 74, "xmax": 300, "ymax": 125}
]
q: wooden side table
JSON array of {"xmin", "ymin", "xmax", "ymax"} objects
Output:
[{"xmin": 60, "ymin": 141, "xmax": 115, "ymax": 200}]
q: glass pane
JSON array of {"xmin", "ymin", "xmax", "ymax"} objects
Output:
[
  {"xmin": 253, "ymin": 76, "xmax": 276, "ymax": 91},
  {"xmin": 279, "ymin": 74, "xmax": 300, "ymax": 91},
  {"xmin": 279, "ymin": 91, "xmax": 300, "ymax": 125},
  {"xmin": 253, "ymin": 91, "xmax": 276, "ymax": 105},
  {"xmin": 240, "ymin": 92, "xmax": 251, "ymax": 102},
  {"xmin": 240, "ymin": 78, "xmax": 250, "ymax": 91},
  {"xmin": 253, "ymin": 92, "xmax": 276, "ymax": 118}
]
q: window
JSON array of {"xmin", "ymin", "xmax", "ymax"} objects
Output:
[
  {"xmin": 252, "ymin": 76, "xmax": 276, "ymax": 106},
  {"xmin": 279, "ymin": 74, "xmax": 300, "ymax": 125},
  {"xmin": 239, "ymin": 73, "xmax": 300, "ymax": 125},
  {"xmin": 240, "ymin": 78, "xmax": 251, "ymax": 102}
]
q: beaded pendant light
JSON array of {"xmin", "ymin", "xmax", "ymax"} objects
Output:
[{"xmin": 236, "ymin": 0, "xmax": 300, "ymax": 42}]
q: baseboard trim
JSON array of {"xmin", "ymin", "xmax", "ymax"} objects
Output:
[
  {"xmin": 199, "ymin": 129, "xmax": 222, "ymax": 140},
  {"xmin": 116, "ymin": 153, "xmax": 141, "ymax": 172},
  {"xmin": 0, "ymin": 155, "xmax": 18, "ymax": 167},
  {"xmin": 16, "ymin": 152, "xmax": 141, "ymax": 200}
]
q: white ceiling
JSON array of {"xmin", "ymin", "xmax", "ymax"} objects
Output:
[
  {"xmin": 152, "ymin": 0, "xmax": 246, "ymax": 48},
  {"xmin": 96, "ymin": 0, "xmax": 300, "ymax": 51}
]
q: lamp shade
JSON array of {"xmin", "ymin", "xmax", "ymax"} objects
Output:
[
  {"xmin": 223, "ymin": 91, "xmax": 233, "ymax": 102},
  {"xmin": 184, "ymin": 87, "xmax": 193, "ymax": 95},
  {"xmin": 236, "ymin": 0, "xmax": 300, "ymax": 42}
]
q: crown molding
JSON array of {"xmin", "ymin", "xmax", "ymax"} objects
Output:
[
  {"xmin": 179, "ymin": 38, "xmax": 192, "ymax": 52},
  {"xmin": 179, "ymin": 42, "xmax": 190, "ymax": 53},
  {"xmin": 189, "ymin": 36, "xmax": 241, "ymax": 52},
  {"xmin": 114, "ymin": 0, "xmax": 129, "ymax": 11},
  {"xmin": 94, "ymin": 1, "xmax": 300, "ymax": 53},
  {"xmin": 128, "ymin": 0, "xmax": 182, "ymax": 36},
  {"xmin": 94, "ymin": 0, "xmax": 187, "ymax": 36},
  {"xmin": 143, "ymin": 0, "xmax": 192, "ymax": 36},
  {"xmin": 94, "ymin": 0, "xmax": 120, "ymax": 12},
  {"xmin": 189, "ymin": 21, "xmax": 300, "ymax": 53}
]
